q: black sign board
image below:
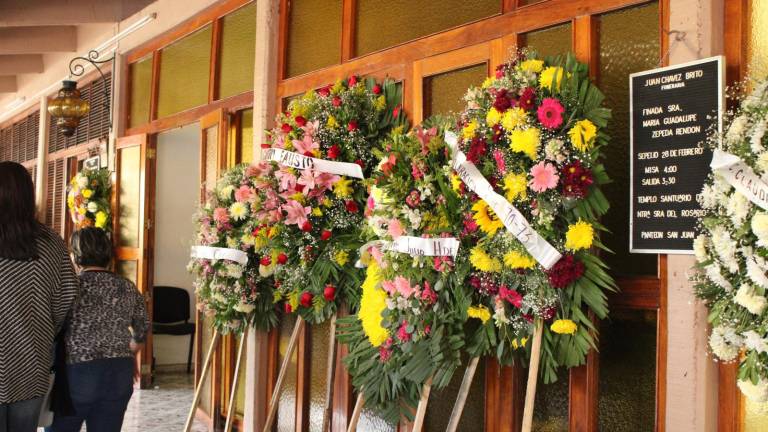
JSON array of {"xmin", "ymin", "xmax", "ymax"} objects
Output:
[{"xmin": 630, "ymin": 56, "xmax": 723, "ymax": 254}]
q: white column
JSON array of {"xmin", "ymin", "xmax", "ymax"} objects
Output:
[
  {"xmin": 243, "ymin": 0, "xmax": 280, "ymax": 430},
  {"xmin": 35, "ymin": 95, "xmax": 49, "ymax": 223},
  {"xmin": 665, "ymin": 1, "xmax": 723, "ymax": 431}
]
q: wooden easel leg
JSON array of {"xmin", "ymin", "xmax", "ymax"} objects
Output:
[
  {"xmin": 224, "ymin": 328, "xmax": 248, "ymax": 432},
  {"xmin": 446, "ymin": 356, "xmax": 480, "ymax": 432},
  {"xmin": 262, "ymin": 316, "xmax": 305, "ymax": 432},
  {"xmin": 411, "ymin": 375, "xmax": 433, "ymax": 432},
  {"xmin": 184, "ymin": 330, "xmax": 222, "ymax": 432},
  {"xmin": 321, "ymin": 313, "xmax": 338, "ymax": 431},
  {"xmin": 521, "ymin": 319, "xmax": 544, "ymax": 432},
  {"xmin": 346, "ymin": 392, "xmax": 365, "ymax": 432}
]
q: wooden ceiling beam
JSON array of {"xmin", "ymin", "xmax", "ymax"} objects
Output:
[
  {"xmin": 0, "ymin": 26, "xmax": 77, "ymax": 54},
  {"xmin": 0, "ymin": 54, "xmax": 44, "ymax": 74}
]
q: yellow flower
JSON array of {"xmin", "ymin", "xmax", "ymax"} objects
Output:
[
  {"xmin": 486, "ymin": 108, "xmax": 502, "ymax": 127},
  {"xmin": 481, "ymin": 77, "xmax": 495, "ymax": 89},
  {"xmin": 327, "ymin": 115, "xmax": 339, "ymax": 129},
  {"xmin": 551, "ymin": 319, "xmax": 578, "ymax": 335},
  {"xmin": 331, "ymin": 79, "xmax": 344, "ymax": 94},
  {"xmin": 520, "ymin": 59, "xmax": 544, "ymax": 73},
  {"xmin": 241, "ymin": 233, "xmax": 256, "ymax": 247},
  {"xmin": 82, "ymin": 189, "xmax": 93, "ymax": 199},
  {"xmin": 511, "ymin": 337, "xmax": 529, "ymax": 349},
  {"xmin": 462, "ymin": 119, "xmax": 479, "ymax": 140},
  {"xmin": 539, "ymin": 66, "xmax": 566, "ymax": 91},
  {"xmin": 290, "ymin": 192, "xmax": 306, "ymax": 203},
  {"xmin": 469, "ymin": 247, "xmax": 502, "ymax": 273},
  {"xmin": 375, "ymin": 95, "xmax": 386, "ymax": 111},
  {"xmin": 504, "ymin": 251, "xmax": 536, "ymax": 269},
  {"xmin": 312, "ymin": 207, "xmax": 323, "ymax": 217},
  {"xmin": 358, "ymin": 262, "xmax": 389, "ymax": 347},
  {"xmin": 503, "ymin": 172, "xmax": 527, "ymax": 202},
  {"xmin": 472, "ymin": 200, "xmax": 503, "ymax": 236},
  {"xmin": 229, "ymin": 202, "xmax": 248, "ymax": 221},
  {"xmin": 333, "ymin": 177, "xmax": 353, "ymax": 198},
  {"xmin": 509, "ymin": 128, "xmax": 540, "ymax": 160},
  {"xmin": 565, "ymin": 220, "xmax": 594, "ymax": 251},
  {"xmin": 502, "ymin": 107, "xmax": 528, "ymax": 131},
  {"xmin": 467, "ymin": 305, "xmax": 491, "ymax": 324},
  {"xmin": 334, "ymin": 250, "xmax": 349, "ymax": 266},
  {"xmin": 322, "ymin": 197, "xmax": 333, "ymax": 207},
  {"xmin": 451, "ymin": 174, "xmax": 462, "ymax": 192},
  {"xmin": 94, "ymin": 211, "xmax": 108, "ymax": 229},
  {"xmin": 568, "ymin": 119, "xmax": 598, "ymax": 152},
  {"xmin": 288, "ymin": 291, "xmax": 300, "ymax": 311},
  {"xmin": 67, "ymin": 194, "xmax": 75, "ymax": 210},
  {"xmin": 77, "ymin": 206, "xmax": 86, "ymax": 215}
]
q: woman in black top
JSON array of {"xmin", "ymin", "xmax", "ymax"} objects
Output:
[
  {"xmin": 0, "ymin": 162, "xmax": 79, "ymax": 432},
  {"xmin": 48, "ymin": 227, "xmax": 149, "ymax": 432}
]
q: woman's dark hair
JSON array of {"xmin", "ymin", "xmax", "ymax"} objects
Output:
[
  {"xmin": 70, "ymin": 228, "xmax": 113, "ymax": 268},
  {"xmin": 0, "ymin": 161, "xmax": 39, "ymax": 260}
]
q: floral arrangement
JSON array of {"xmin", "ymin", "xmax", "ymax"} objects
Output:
[
  {"xmin": 188, "ymin": 163, "xmax": 283, "ymax": 334},
  {"xmin": 67, "ymin": 168, "xmax": 112, "ymax": 231},
  {"xmin": 265, "ymin": 76, "xmax": 407, "ymax": 324},
  {"xmin": 693, "ymin": 79, "xmax": 768, "ymax": 403},
  {"xmin": 337, "ymin": 126, "xmax": 470, "ymax": 419},
  {"xmin": 452, "ymin": 52, "xmax": 615, "ymax": 382}
]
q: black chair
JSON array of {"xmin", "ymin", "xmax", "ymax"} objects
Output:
[{"xmin": 152, "ymin": 286, "xmax": 196, "ymax": 373}]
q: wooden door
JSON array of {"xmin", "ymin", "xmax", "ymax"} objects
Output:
[{"xmin": 113, "ymin": 133, "xmax": 156, "ymax": 389}]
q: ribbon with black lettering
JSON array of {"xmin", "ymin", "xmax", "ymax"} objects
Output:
[
  {"xmin": 444, "ymin": 131, "xmax": 562, "ymax": 270},
  {"xmin": 191, "ymin": 246, "xmax": 249, "ymax": 265},
  {"xmin": 711, "ymin": 149, "xmax": 768, "ymax": 210},
  {"xmin": 355, "ymin": 237, "xmax": 460, "ymax": 267},
  {"xmin": 262, "ymin": 147, "xmax": 364, "ymax": 179}
]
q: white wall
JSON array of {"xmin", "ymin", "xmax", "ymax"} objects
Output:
[{"xmin": 153, "ymin": 123, "xmax": 200, "ymax": 366}]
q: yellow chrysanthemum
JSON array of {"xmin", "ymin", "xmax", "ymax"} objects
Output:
[
  {"xmin": 511, "ymin": 337, "xmax": 529, "ymax": 349},
  {"xmin": 467, "ymin": 305, "xmax": 491, "ymax": 324},
  {"xmin": 551, "ymin": 319, "xmax": 578, "ymax": 335},
  {"xmin": 539, "ymin": 66, "xmax": 566, "ymax": 91},
  {"xmin": 565, "ymin": 220, "xmax": 594, "ymax": 251},
  {"xmin": 82, "ymin": 189, "xmax": 93, "ymax": 199},
  {"xmin": 469, "ymin": 247, "xmax": 502, "ymax": 273},
  {"xmin": 290, "ymin": 192, "xmax": 306, "ymax": 203},
  {"xmin": 334, "ymin": 250, "xmax": 349, "ymax": 266},
  {"xmin": 375, "ymin": 95, "xmax": 387, "ymax": 111},
  {"xmin": 503, "ymin": 172, "xmax": 528, "ymax": 202},
  {"xmin": 486, "ymin": 108, "xmax": 502, "ymax": 127},
  {"xmin": 520, "ymin": 59, "xmax": 544, "ymax": 73},
  {"xmin": 229, "ymin": 202, "xmax": 248, "ymax": 221},
  {"xmin": 463, "ymin": 119, "xmax": 479, "ymax": 140},
  {"xmin": 451, "ymin": 174, "xmax": 462, "ymax": 192},
  {"xmin": 77, "ymin": 206, "xmax": 86, "ymax": 215},
  {"xmin": 67, "ymin": 194, "xmax": 75, "ymax": 210},
  {"xmin": 333, "ymin": 177, "xmax": 353, "ymax": 198},
  {"xmin": 481, "ymin": 77, "xmax": 495, "ymax": 89},
  {"xmin": 472, "ymin": 200, "xmax": 503, "ymax": 236},
  {"xmin": 568, "ymin": 119, "xmax": 598, "ymax": 152},
  {"xmin": 322, "ymin": 197, "xmax": 333, "ymax": 207},
  {"xmin": 501, "ymin": 107, "xmax": 528, "ymax": 131},
  {"xmin": 504, "ymin": 251, "xmax": 536, "ymax": 269},
  {"xmin": 94, "ymin": 211, "xmax": 108, "ymax": 229},
  {"xmin": 327, "ymin": 115, "xmax": 339, "ymax": 128},
  {"xmin": 312, "ymin": 207, "xmax": 323, "ymax": 217},
  {"xmin": 331, "ymin": 79, "xmax": 345, "ymax": 94},
  {"xmin": 509, "ymin": 128, "xmax": 540, "ymax": 160},
  {"xmin": 241, "ymin": 233, "xmax": 256, "ymax": 247},
  {"xmin": 288, "ymin": 291, "xmax": 300, "ymax": 311},
  {"xmin": 358, "ymin": 262, "xmax": 389, "ymax": 347}
]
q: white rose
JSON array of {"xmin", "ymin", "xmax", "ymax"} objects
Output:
[
  {"xmin": 738, "ymin": 378, "xmax": 768, "ymax": 403},
  {"xmin": 87, "ymin": 201, "xmax": 99, "ymax": 213}
]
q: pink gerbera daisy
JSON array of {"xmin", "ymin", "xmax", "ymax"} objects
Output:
[
  {"xmin": 529, "ymin": 161, "xmax": 559, "ymax": 192},
  {"xmin": 537, "ymin": 97, "xmax": 565, "ymax": 129}
]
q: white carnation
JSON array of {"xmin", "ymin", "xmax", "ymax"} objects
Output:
[
  {"xmin": 76, "ymin": 174, "xmax": 88, "ymax": 188},
  {"xmin": 710, "ymin": 225, "xmax": 740, "ymax": 273},
  {"xmin": 709, "ymin": 325, "xmax": 743, "ymax": 361},
  {"xmin": 744, "ymin": 80, "xmax": 768, "ymax": 109},
  {"xmin": 698, "ymin": 184, "xmax": 719, "ymax": 209},
  {"xmin": 693, "ymin": 234, "xmax": 709, "ymax": 263},
  {"xmin": 225, "ymin": 263, "xmax": 243, "ymax": 279},
  {"xmin": 705, "ymin": 264, "xmax": 733, "ymax": 291},
  {"xmin": 713, "ymin": 174, "xmax": 734, "ymax": 196},
  {"xmin": 738, "ymin": 378, "xmax": 768, "ymax": 403},
  {"xmin": 727, "ymin": 114, "xmax": 749, "ymax": 143},
  {"xmin": 742, "ymin": 330, "xmax": 768, "ymax": 354},
  {"xmin": 726, "ymin": 192, "xmax": 751, "ymax": 228},
  {"xmin": 734, "ymin": 283, "xmax": 768, "ymax": 315},
  {"xmin": 258, "ymin": 264, "xmax": 274, "ymax": 277},
  {"xmin": 746, "ymin": 255, "xmax": 768, "ymax": 289},
  {"xmin": 758, "ymin": 153, "xmax": 768, "ymax": 180},
  {"xmin": 218, "ymin": 185, "xmax": 235, "ymax": 200},
  {"xmin": 753, "ymin": 212, "xmax": 768, "ymax": 247},
  {"xmin": 752, "ymin": 119, "xmax": 767, "ymax": 153}
]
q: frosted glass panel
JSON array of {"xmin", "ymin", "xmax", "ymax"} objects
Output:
[
  {"xmin": 424, "ymin": 63, "xmax": 488, "ymax": 118},
  {"xmin": 116, "ymin": 260, "xmax": 138, "ymax": 285},
  {"xmin": 744, "ymin": 397, "xmax": 768, "ymax": 431},
  {"xmin": 118, "ymin": 146, "xmax": 141, "ymax": 248},
  {"xmin": 598, "ymin": 309, "xmax": 657, "ymax": 431},
  {"xmin": 424, "ymin": 354, "xmax": 485, "ymax": 431},
  {"xmin": 241, "ymin": 109, "xmax": 254, "ymax": 164},
  {"xmin": 286, "ymin": 0, "xmax": 342, "ymax": 77},
  {"xmin": 533, "ymin": 369, "xmax": 568, "ymax": 432},
  {"xmin": 218, "ymin": 3, "xmax": 256, "ymax": 99},
  {"xmin": 522, "ymin": 22, "xmax": 572, "ymax": 59},
  {"xmin": 598, "ymin": 2, "xmax": 659, "ymax": 276},
  {"xmin": 357, "ymin": 402, "xmax": 397, "ymax": 432},
  {"xmin": 355, "ymin": 0, "xmax": 500, "ymax": 56},
  {"xmin": 205, "ymin": 125, "xmax": 218, "ymax": 191},
  {"xmin": 748, "ymin": 0, "xmax": 768, "ymax": 79},
  {"xmin": 129, "ymin": 55, "xmax": 152, "ymax": 128},
  {"xmin": 276, "ymin": 315, "xmax": 298, "ymax": 432},
  {"xmin": 308, "ymin": 321, "xmax": 330, "ymax": 432},
  {"xmin": 157, "ymin": 25, "xmax": 212, "ymax": 118}
]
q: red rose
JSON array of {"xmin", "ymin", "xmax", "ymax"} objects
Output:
[
  {"xmin": 332, "ymin": 96, "xmax": 342, "ymax": 107},
  {"xmin": 327, "ymin": 145, "xmax": 341, "ymax": 159},
  {"xmin": 323, "ymin": 285, "xmax": 336, "ymax": 301},
  {"xmin": 260, "ymin": 256, "xmax": 271, "ymax": 266},
  {"xmin": 348, "ymin": 75, "xmax": 358, "ymax": 86},
  {"xmin": 277, "ymin": 253, "xmax": 288, "ymax": 265},
  {"xmin": 301, "ymin": 221, "xmax": 313, "ymax": 232},
  {"xmin": 260, "ymin": 143, "xmax": 271, "ymax": 148},
  {"xmin": 393, "ymin": 105, "xmax": 401, "ymax": 118},
  {"xmin": 347, "ymin": 120, "xmax": 358, "ymax": 131},
  {"xmin": 317, "ymin": 85, "xmax": 331, "ymax": 97},
  {"xmin": 300, "ymin": 292, "xmax": 313, "ymax": 308},
  {"xmin": 295, "ymin": 116, "xmax": 307, "ymax": 127},
  {"xmin": 345, "ymin": 200, "xmax": 359, "ymax": 213},
  {"xmin": 294, "ymin": 183, "xmax": 305, "ymax": 193},
  {"xmin": 281, "ymin": 123, "xmax": 292, "ymax": 133},
  {"xmin": 320, "ymin": 230, "xmax": 332, "ymax": 241},
  {"xmin": 284, "ymin": 303, "xmax": 292, "ymax": 313},
  {"xmin": 372, "ymin": 84, "xmax": 382, "ymax": 94}
]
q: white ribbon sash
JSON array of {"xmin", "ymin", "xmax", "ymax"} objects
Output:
[
  {"xmin": 444, "ymin": 131, "xmax": 562, "ymax": 270},
  {"xmin": 263, "ymin": 148, "xmax": 364, "ymax": 179},
  {"xmin": 711, "ymin": 149, "xmax": 768, "ymax": 210},
  {"xmin": 355, "ymin": 237, "xmax": 460, "ymax": 267},
  {"xmin": 190, "ymin": 246, "xmax": 249, "ymax": 265}
]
